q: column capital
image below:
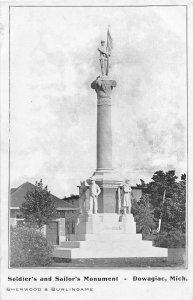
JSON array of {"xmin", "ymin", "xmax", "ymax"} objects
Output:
[{"xmin": 91, "ymin": 77, "xmax": 117, "ymax": 102}]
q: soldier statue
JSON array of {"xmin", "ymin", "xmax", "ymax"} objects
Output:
[
  {"xmin": 98, "ymin": 40, "xmax": 110, "ymax": 76},
  {"xmin": 88, "ymin": 177, "xmax": 101, "ymax": 214},
  {"xmin": 122, "ymin": 179, "xmax": 132, "ymax": 214}
]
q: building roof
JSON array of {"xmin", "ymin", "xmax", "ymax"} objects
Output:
[
  {"xmin": 61, "ymin": 195, "xmax": 79, "ymax": 208},
  {"xmin": 63, "ymin": 195, "xmax": 79, "ymax": 200},
  {"xmin": 131, "ymin": 186, "xmax": 146, "ymax": 190},
  {"xmin": 10, "ymin": 182, "xmax": 79, "ymax": 211}
]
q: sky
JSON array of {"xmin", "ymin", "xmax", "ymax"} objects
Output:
[{"xmin": 10, "ymin": 6, "xmax": 187, "ymax": 198}]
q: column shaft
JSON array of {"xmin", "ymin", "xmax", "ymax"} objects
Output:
[{"xmin": 97, "ymin": 102, "xmax": 112, "ymax": 170}]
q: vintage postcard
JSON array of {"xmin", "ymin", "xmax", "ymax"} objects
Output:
[{"xmin": 0, "ymin": 0, "xmax": 193, "ymax": 299}]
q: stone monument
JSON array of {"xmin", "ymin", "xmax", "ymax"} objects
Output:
[{"xmin": 53, "ymin": 28, "xmax": 168, "ymax": 260}]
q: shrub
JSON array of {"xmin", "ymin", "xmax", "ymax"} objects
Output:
[
  {"xmin": 154, "ymin": 229, "xmax": 186, "ymax": 248},
  {"xmin": 10, "ymin": 226, "xmax": 53, "ymax": 267}
]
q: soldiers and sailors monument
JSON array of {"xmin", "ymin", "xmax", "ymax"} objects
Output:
[{"xmin": 54, "ymin": 27, "xmax": 168, "ymax": 260}]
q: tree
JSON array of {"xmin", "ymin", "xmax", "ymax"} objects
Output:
[
  {"xmin": 181, "ymin": 173, "xmax": 186, "ymax": 182},
  {"xmin": 132, "ymin": 194, "xmax": 156, "ymax": 236},
  {"xmin": 136, "ymin": 179, "xmax": 146, "ymax": 187},
  {"xmin": 161, "ymin": 177, "xmax": 186, "ymax": 234},
  {"xmin": 154, "ymin": 174, "xmax": 186, "ymax": 248},
  {"xmin": 134, "ymin": 170, "xmax": 186, "ymax": 247},
  {"xmin": 20, "ymin": 180, "xmax": 58, "ymax": 229},
  {"xmin": 145, "ymin": 170, "xmax": 178, "ymax": 209}
]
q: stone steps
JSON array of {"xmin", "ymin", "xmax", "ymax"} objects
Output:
[
  {"xmin": 54, "ymin": 242, "xmax": 167, "ymax": 259},
  {"xmin": 60, "ymin": 237, "xmax": 144, "ymax": 248},
  {"xmin": 60, "ymin": 241, "xmax": 81, "ymax": 248},
  {"xmin": 53, "ymin": 213, "xmax": 168, "ymax": 259},
  {"xmin": 68, "ymin": 233, "xmax": 142, "ymax": 241}
]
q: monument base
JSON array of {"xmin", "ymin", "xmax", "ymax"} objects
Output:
[
  {"xmin": 53, "ymin": 213, "xmax": 168, "ymax": 259},
  {"xmin": 92, "ymin": 169, "xmax": 123, "ymax": 213}
]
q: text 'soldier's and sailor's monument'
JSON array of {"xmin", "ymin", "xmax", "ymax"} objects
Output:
[{"xmin": 54, "ymin": 28, "xmax": 168, "ymax": 260}]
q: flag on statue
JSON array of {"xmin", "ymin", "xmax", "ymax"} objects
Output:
[{"xmin": 106, "ymin": 27, "xmax": 113, "ymax": 55}]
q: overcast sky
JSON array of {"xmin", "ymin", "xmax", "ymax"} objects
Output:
[{"xmin": 10, "ymin": 6, "xmax": 187, "ymax": 197}]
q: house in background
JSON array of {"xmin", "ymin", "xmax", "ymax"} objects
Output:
[
  {"xmin": 62, "ymin": 194, "xmax": 79, "ymax": 207},
  {"xmin": 10, "ymin": 182, "xmax": 80, "ymax": 245}
]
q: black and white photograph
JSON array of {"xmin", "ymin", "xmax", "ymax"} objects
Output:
[{"xmin": 0, "ymin": 1, "xmax": 192, "ymax": 300}]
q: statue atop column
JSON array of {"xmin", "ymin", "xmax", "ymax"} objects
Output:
[
  {"xmin": 98, "ymin": 40, "xmax": 109, "ymax": 76},
  {"xmin": 98, "ymin": 26, "xmax": 113, "ymax": 77},
  {"xmin": 87, "ymin": 177, "xmax": 101, "ymax": 214},
  {"xmin": 122, "ymin": 179, "xmax": 132, "ymax": 214}
]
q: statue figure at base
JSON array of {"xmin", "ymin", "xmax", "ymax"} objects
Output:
[
  {"xmin": 79, "ymin": 181, "xmax": 88, "ymax": 213},
  {"xmin": 88, "ymin": 177, "xmax": 101, "ymax": 214},
  {"xmin": 122, "ymin": 179, "xmax": 132, "ymax": 214}
]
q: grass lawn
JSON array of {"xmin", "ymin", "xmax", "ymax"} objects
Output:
[{"xmin": 51, "ymin": 257, "xmax": 186, "ymax": 268}]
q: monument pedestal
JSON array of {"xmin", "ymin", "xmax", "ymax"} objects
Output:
[
  {"xmin": 92, "ymin": 169, "xmax": 122, "ymax": 213},
  {"xmin": 53, "ymin": 213, "xmax": 168, "ymax": 259}
]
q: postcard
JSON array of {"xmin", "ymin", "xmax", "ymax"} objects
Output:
[{"xmin": 0, "ymin": 1, "xmax": 193, "ymax": 299}]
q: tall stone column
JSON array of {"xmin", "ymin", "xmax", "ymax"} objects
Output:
[
  {"xmin": 91, "ymin": 77, "xmax": 122, "ymax": 213},
  {"xmin": 91, "ymin": 77, "xmax": 116, "ymax": 171}
]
